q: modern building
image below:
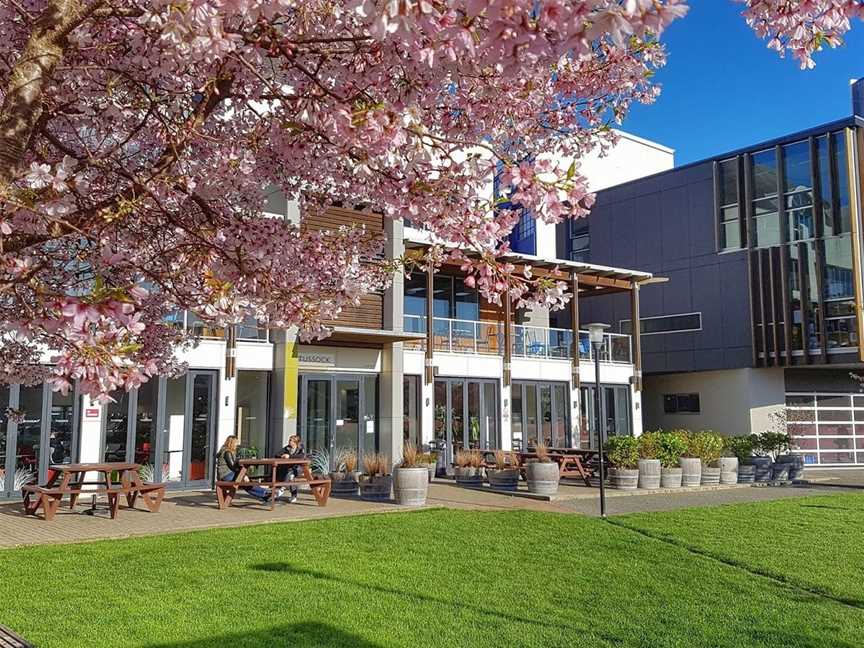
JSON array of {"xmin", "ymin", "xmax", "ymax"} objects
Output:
[
  {"xmin": 0, "ymin": 133, "xmax": 674, "ymax": 497},
  {"xmin": 569, "ymin": 79, "xmax": 864, "ymax": 468}
]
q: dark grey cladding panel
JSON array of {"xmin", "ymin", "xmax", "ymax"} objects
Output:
[
  {"xmin": 660, "ymin": 186, "xmax": 691, "ymax": 261},
  {"xmin": 690, "ymin": 263, "xmax": 722, "ymax": 350},
  {"xmin": 643, "ymin": 351, "xmax": 668, "ymax": 372},
  {"xmin": 661, "ymin": 268, "xmax": 693, "ymax": 314},
  {"xmin": 666, "ymin": 350, "xmax": 696, "ymax": 373},
  {"xmin": 694, "ymin": 349, "xmax": 724, "ymax": 368},
  {"xmin": 724, "ymin": 346, "xmax": 755, "ymax": 369},
  {"xmin": 611, "ymin": 201, "xmax": 637, "ymax": 268},
  {"xmin": 688, "ymin": 178, "xmax": 717, "ymax": 257}
]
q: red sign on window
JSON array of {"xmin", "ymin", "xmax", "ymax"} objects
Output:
[{"xmin": 85, "ymin": 408, "xmax": 100, "ymax": 418}]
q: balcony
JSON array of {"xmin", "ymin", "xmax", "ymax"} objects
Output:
[
  {"xmin": 403, "ymin": 315, "xmax": 632, "ymax": 363},
  {"xmin": 165, "ymin": 311, "xmax": 271, "ymax": 343}
]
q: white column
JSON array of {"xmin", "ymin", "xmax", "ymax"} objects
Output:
[
  {"xmin": 217, "ymin": 367, "xmax": 235, "ymax": 449},
  {"xmin": 421, "ymin": 380, "xmax": 435, "ymax": 446},
  {"xmin": 500, "ymin": 383, "xmax": 512, "ymax": 450},
  {"xmin": 570, "ymin": 382, "xmax": 581, "ymax": 448},
  {"xmin": 77, "ymin": 395, "xmax": 104, "ymax": 463},
  {"xmin": 631, "ymin": 386, "xmax": 643, "ymax": 438}
]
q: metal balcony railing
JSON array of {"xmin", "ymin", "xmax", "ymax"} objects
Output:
[
  {"xmin": 403, "ymin": 315, "xmax": 632, "ymax": 363},
  {"xmin": 165, "ymin": 311, "xmax": 270, "ymax": 343}
]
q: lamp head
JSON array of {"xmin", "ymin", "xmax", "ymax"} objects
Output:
[{"xmin": 587, "ymin": 322, "xmax": 610, "ymax": 345}]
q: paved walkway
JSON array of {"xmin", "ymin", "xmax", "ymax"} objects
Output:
[{"xmin": 0, "ymin": 480, "xmax": 850, "ymax": 549}]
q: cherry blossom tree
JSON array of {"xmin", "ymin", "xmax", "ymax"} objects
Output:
[{"xmin": 0, "ymin": 0, "xmax": 857, "ymax": 401}]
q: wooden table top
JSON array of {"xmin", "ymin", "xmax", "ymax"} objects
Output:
[
  {"xmin": 50, "ymin": 462, "xmax": 141, "ymax": 473},
  {"xmin": 239, "ymin": 457, "xmax": 310, "ymax": 466}
]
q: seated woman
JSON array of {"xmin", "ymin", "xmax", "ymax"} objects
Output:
[
  {"xmin": 274, "ymin": 434, "xmax": 305, "ymax": 503},
  {"xmin": 216, "ymin": 435, "xmax": 271, "ymax": 503}
]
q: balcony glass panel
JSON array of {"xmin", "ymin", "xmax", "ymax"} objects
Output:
[
  {"xmin": 451, "ymin": 320, "xmax": 476, "ymax": 353},
  {"xmin": 610, "ymin": 335, "xmax": 632, "ymax": 363},
  {"xmin": 432, "ymin": 319, "xmax": 451, "ymax": 352},
  {"xmin": 475, "ymin": 322, "xmax": 502, "ymax": 355},
  {"xmin": 548, "ymin": 329, "xmax": 572, "ymax": 359}
]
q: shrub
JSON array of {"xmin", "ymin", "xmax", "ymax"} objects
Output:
[
  {"xmin": 468, "ymin": 450, "xmax": 484, "ymax": 468},
  {"xmin": 362, "ymin": 452, "xmax": 388, "ymax": 476},
  {"xmin": 605, "ymin": 436, "xmax": 639, "ymax": 469},
  {"xmin": 656, "ymin": 431, "xmax": 688, "ymax": 468},
  {"xmin": 535, "ymin": 442, "xmax": 552, "ymax": 463},
  {"xmin": 400, "ymin": 442, "xmax": 421, "ymax": 468},
  {"xmin": 454, "ymin": 449, "xmax": 471, "ymax": 468},
  {"xmin": 723, "ymin": 435, "xmax": 754, "ymax": 463},
  {"xmin": 638, "ymin": 431, "xmax": 662, "ymax": 460},
  {"xmin": 689, "ymin": 431, "xmax": 724, "ymax": 466},
  {"xmin": 756, "ymin": 431, "xmax": 793, "ymax": 460},
  {"xmin": 493, "ymin": 449, "xmax": 507, "ymax": 470}
]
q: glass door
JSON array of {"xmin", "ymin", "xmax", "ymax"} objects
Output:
[
  {"xmin": 0, "ymin": 387, "xmax": 10, "ymax": 497},
  {"xmin": 580, "ymin": 384, "xmax": 632, "ymax": 449},
  {"xmin": 434, "ymin": 378, "xmax": 500, "ymax": 467},
  {"xmin": 299, "ymin": 374, "xmax": 378, "ymax": 468},
  {"xmin": 157, "ymin": 371, "xmax": 217, "ymax": 488},
  {"xmin": 513, "ymin": 381, "xmax": 570, "ymax": 450}
]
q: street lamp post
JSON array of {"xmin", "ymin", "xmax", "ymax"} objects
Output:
[{"xmin": 587, "ymin": 323, "xmax": 609, "ymax": 518}]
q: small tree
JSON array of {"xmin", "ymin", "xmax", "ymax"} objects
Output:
[
  {"xmin": 689, "ymin": 431, "xmax": 724, "ymax": 467},
  {"xmin": 723, "ymin": 436, "xmax": 754, "ymax": 463},
  {"xmin": 605, "ymin": 436, "xmax": 639, "ymax": 470},
  {"xmin": 637, "ymin": 431, "xmax": 662, "ymax": 460},
  {"xmin": 657, "ymin": 431, "xmax": 688, "ymax": 468}
]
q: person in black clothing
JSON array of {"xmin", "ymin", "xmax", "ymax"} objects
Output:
[
  {"xmin": 275, "ymin": 434, "xmax": 304, "ymax": 502},
  {"xmin": 216, "ymin": 435, "xmax": 270, "ymax": 503}
]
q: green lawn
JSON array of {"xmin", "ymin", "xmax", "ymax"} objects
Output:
[{"xmin": 1, "ymin": 495, "xmax": 863, "ymax": 647}]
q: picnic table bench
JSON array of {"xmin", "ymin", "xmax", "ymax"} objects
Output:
[
  {"xmin": 479, "ymin": 448, "xmax": 603, "ymax": 488},
  {"xmin": 215, "ymin": 458, "xmax": 331, "ymax": 510},
  {"xmin": 21, "ymin": 462, "xmax": 166, "ymax": 521}
]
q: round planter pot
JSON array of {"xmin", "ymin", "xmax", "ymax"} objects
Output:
[
  {"xmin": 701, "ymin": 465, "xmax": 721, "ymax": 486},
  {"xmin": 680, "ymin": 457, "xmax": 702, "ymax": 487},
  {"xmin": 526, "ymin": 461, "xmax": 560, "ymax": 496},
  {"xmin": 752, "ymin": 456, "xmax": 773, "ymax": 482},
  {"xmin": 771, "ymin": 463, "xmax": 790, "ymax": 482},
  {"xmin": 454, "ymin": 466, "xmax": 484, "ymax": 486},
  {"xmin": 329, "ymin": 471, "xmax": 360, "ymax": 497},
  {"xmin": 637, "ymin": 459, "xmax": 662, "ymax": 489},
  {"xmin": 719, "ymin": 457, "xmax": 739, "ymax": 485},
  {"xmin": 611, "ymin": 467, "xmax": 639, "ymax": 490},
  {"xmin": 425, "ymin": 463, "xmax": 437, "ymax": 483},
  {"xmin": 487, "ymin": 468, "xmax": 520, "ymax": 492},
  {"xmin": 737, "ymin": 463, "xmax": 756, "ymax": 484},
  {"xmin": 393, "ymin": 467, "xmax": 429, "ymax": 506},
  {"xmin": 777, "ymin": 454, "xmax": 806, "ymax": 481},
  {"xmin": 660, "ymin": 467, "xmax": 683, "ymax": 488},
  {"xmin": 359, "ymin": 475, "xmax": 393, "ymax": 502}
]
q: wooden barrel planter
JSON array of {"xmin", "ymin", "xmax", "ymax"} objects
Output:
[
  {"xmin": 680, "ymin": 457, "xmax": 702, "ymax": 487},
  {"xmin": 329, "ymin": 471, "xmax": 360, "ymax": 497},
  {"xmin": 359, "ymin": 475, "xmax": 393, "ymax": 502},
  {"xmin": 771, "ymin": 463, "xmax": 790, "ymax": 482},
  {"xmin": 777, "ymin": 454, "xmax": 805, "ymax": 481},
  {"xmin": 424, "ymin": 463, "xmax": 437, "ymax": 482},
  {"xmin": 526, "ymin": 462, "xmax": 560, "ymax": 495},
  {"xmin": 637, "ymin": 459, "xmax": 661, "ymax": 489},
  {"xmin": 719, "ymin": 457, "xmax": 739, "ymax": 485},
  {"xmin": 660, "ymin": 467, "xmax": 683, "ymax": 488},
  {"xmin": 486, "ymin": 468, "xmax": 520, "ymax": 491},
  {"xmin": 454, "ymin": 466, "xmax": 483, "ymax": 486},
  {"xmin": 737, "ymin": 463, "xmax": 756, "ymax": 483},
  {"xmin": 701, "ymin": 465, "xmax": 721, "ymax": 486},
  {"xmin": 393, "ymin": 467, "xmax": 429, "ymax": 506},
  {"xmin": 611, "ymin": 467, "xmax": 639, "ymax": 490},
  {"xmin": 752, "ymin": 456, "xmax": 773, "ymax": 482}
]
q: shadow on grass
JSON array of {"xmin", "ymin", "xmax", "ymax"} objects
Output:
[
  {"xmin": 252, "ymin": 562, "xmax": 586, "ymax": 635},
  {"xmin": 798, "ymin": 504, "xmax": 855, "ymax": 511},
  {"xmin": 143, "ymin": 621, "xmax": 384, "ymax": 648}
]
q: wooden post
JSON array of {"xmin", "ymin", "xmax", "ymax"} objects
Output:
[
  {"xmin": 503, "ymin": 287, "xmax": 512, "ymax": 387},
  {"xmin": 425, "ymin": 263, "xmax": 434, "ymax": 383},
  {"xmin": 570, "ymin": 273, "xmax": 580, "ymax": 389},
  {"xmin": 630, "ymin": 282, "xmax": 642, "ymax": 392}
]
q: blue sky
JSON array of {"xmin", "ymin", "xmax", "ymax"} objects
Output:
[{"xmin": 621, "ymin": 2, "xmax": 864, "ymax": 165}]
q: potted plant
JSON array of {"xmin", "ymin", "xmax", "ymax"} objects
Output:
[
  {"xmin": 486, "ymin": 449, "xmax": 520, "ymax": 491},
  {"xmin": 657, "ymin": 430, "xmax": 687, "ymax": 488},
  {"xmin": 606, "ymin": 435, "xmax": 639, "ymax": 490},
  {"xmin": 359, "ymin": 452, "xmax": 393, "ymax": 502},
  {"xmin": 329, "ymin": 449, "xmax": 360, "ymax": 497},
  {"xmin": 637, "ymin": 431, "xmax": 662, "ymax": 489},
  {"xmin": 526, "ymin": 443, "xmax": 559, "ymax": 495},
  {"xmin": 393, "ymin": 442, "xmax": 429, "ymax": 506},
  {"xmin": 453, "ymin": 449, "xmax": 483, "ymax": 486},
  {"xmin": 678, "ymin": 430, "xmax": 702, "ymax": 487},
  {"xmin": 418, "ymin": 451, "xmax": 438, "ymax": 482},
  {"xmin": 723, "ymin": 436, "xmax": 753, "ymax": 483},
  {"xmin": 691, "ymin": 431, "xmax": 724, "ymax": 486}
]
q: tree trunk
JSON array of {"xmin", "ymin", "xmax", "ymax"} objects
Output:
[{"xmin": 0, "ymin": 0, "xmax": 101, "ymax": 188}]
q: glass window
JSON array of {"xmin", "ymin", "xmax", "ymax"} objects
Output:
[
  {"xmin": 235, "ymin": 371, "xmax": 270, "ymax": 458},
  {"xmin": 433, "ymin": 276, "xmax": 453, "ymax": 318},
  {"xmin": 833, "ymin": 132, "xmax": 851, "ymax": 234},
  {"xmin": 404, "ymin": 272, "xmax": 427, "ymax": 318},
  {"xmin": 104, "ymin": 391, "xmax": 131, "ymax": 462},
  {"xmin": 817, "ymin": 135, "xmax": 833, "ymax": 230},
  {"xmin": 509, "ymin": 208, "xmax": 536, "ymax": 255},
  {"xmin": 453, "ymin": 277, "xmax": 479, "ymax": 320},
  {"xmin": 403, "ymin": 375, "xmax": 421, "ymax": 448},
  {"xmin": 787, "ymin": 207, "xmax": 815, "ymax": 242},
  {"xmin": 782, "ymin": 141, "xmax": 811, "ymax": 194},
  {"xmin": 718, "ymin": 159, "xmax": 738, "ymax": 207},
  {"xmin": 755, "ymin": 213, "xmax": 781, "ymax": 247},
  {"xmin": 48, "ymin": 390, "xmax": 74, "ymax": 466},
  {"xmin": 620, "ymin": 313, "xmax": 701, "ymax": 336},
  {"xmin": 0, "ymin": 386, "xmax": 8, "ymax": 492},
  {"xmin": 135, "ymin": 380, "xmax": 158, "ymax": 469},
  {"xmin": 15, "ymin": 386, "xmax": 44, "ymax": 484},
  {"xmin": 824, "ymin": 235, "xmax": 854, "ymax": 300},
  {"xmin": 663, "ymin": 393, "xmax": 700, "ymax": 414},
  {"xmin": 511, "ymin": 384, "xmax": 523, "ymax": 451},
  {"xmin": 751, "ymin": 149, "xmax": 778, "ymax": 200}
]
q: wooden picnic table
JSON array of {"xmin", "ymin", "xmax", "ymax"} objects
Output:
[
  {"xmin": 21, "ymin": 462, "xmax": 166, "ymax": 521},
  {"xmin": 478, "ymin": 448, "xmax": 602, "ymax": 488},
  {"xmin": 215, "ymin": 457, "xmax": 331, "ymax": 510}
]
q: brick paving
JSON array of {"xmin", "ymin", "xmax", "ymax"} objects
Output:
[{"xmin": 0, "ymin": 480, "xmax": 849, "ymax": 548}]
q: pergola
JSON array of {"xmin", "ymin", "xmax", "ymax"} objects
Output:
[{"xmin": 404, "ymin": 239, "xmax": 667, "ymax": 391}]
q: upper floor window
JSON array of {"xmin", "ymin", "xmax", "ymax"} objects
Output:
[
  {"xmin": 717, "ymin": 158, "xmax": 741, "ymax": 250},
  {"xmin": 751, "ymin": 148, "xmax": 781, "ymax": 248},
  {"xmin": 620, "ymin": 312, "xmax": 702, "ymax": 336},
  {"xmin": 783, "ymin": 140, "xmax": 815, "ymax": 242},
  {"xmin": 569, "ymin": 217, "xmax": 590, "ymax": 263},
  {"xmin": 494, "ymin": 161, "xmax": 537, "ymax": 256},
  {"xmin": 404, "ymin": 273, "xmax": 479, "ymax": 321}
]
